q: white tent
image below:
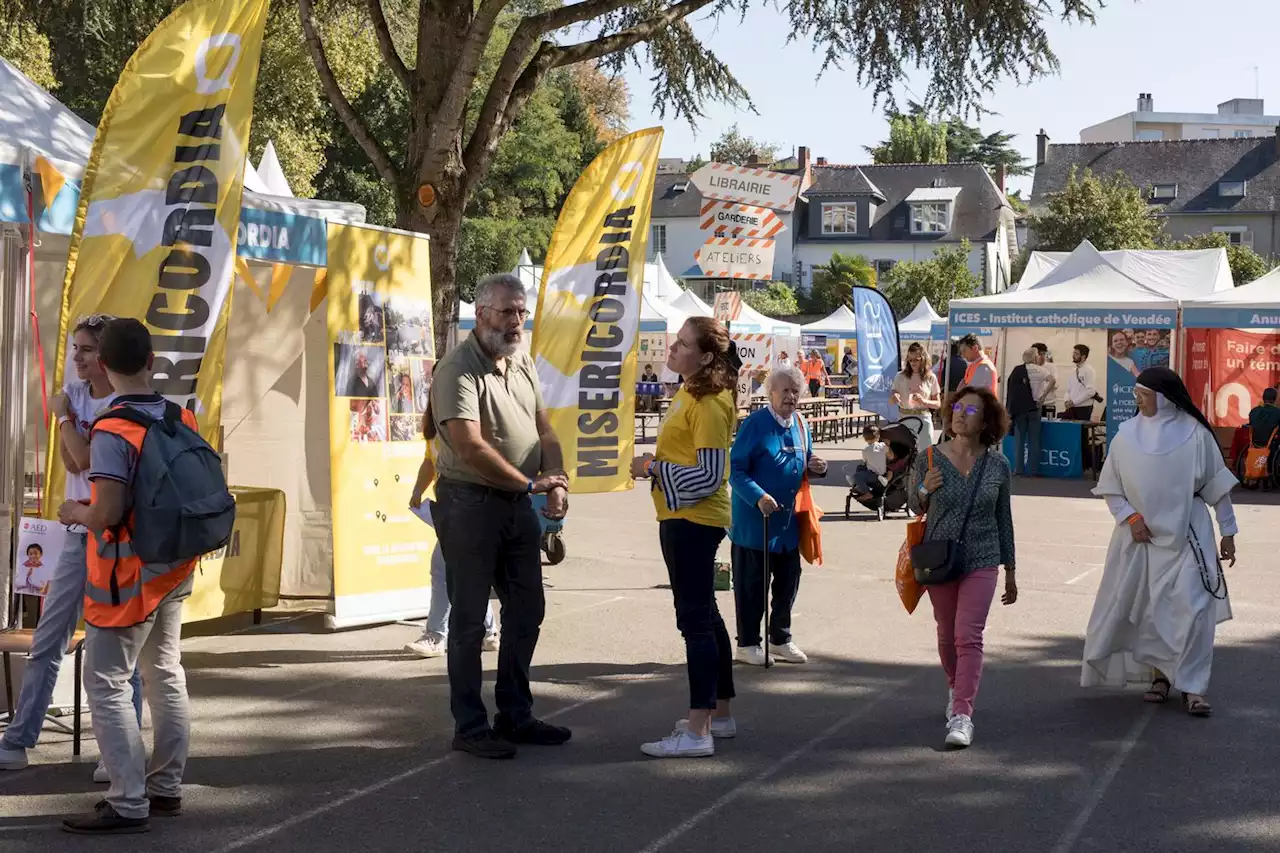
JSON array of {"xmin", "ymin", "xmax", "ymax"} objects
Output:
[
  {"xmin": 802, "ymin": 305, "xmax": 857, "ymax": 337},
  {"xmin": 671, "ymin": 289, "xmax": 714, "ymax": 317},
  {"xmin": 1012, "ymin": 245, "xmax": 1233, "ymax": 297},
  {"xmin": 731, "ymin": 300, "xmax": 801, "ymax": 336},
  {"xmin": 640, "ymin": 290, "xmax": 691, "ymax": 332},
  {"xmin": 1183, "ymin": 264, "xmax": 1280, "ymax": 328},
  {"xmin": 255, "ymin": 140, "xmax": 293, "ymax": 197},
  {"xmin": 898, "ymin": 297, "xmax": 943, "ymax": 340},
  {"xmin": 645, "ymin": 253, "xmax": 682, "ymax": 301},
  {"xmin": 951, "ymin": 242, "xmax": 1178, "ymax": 315}
]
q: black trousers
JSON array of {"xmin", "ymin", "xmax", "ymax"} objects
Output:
[
  {"xmin": 434, "ymin": 479, "xmax": 545, "ymax": 736},
  {"xmin": 808, "ymin": 379, "xmax": 822, "ymax": 397},
  {"xmin": 731, "ymin": 544, "xmax": 803, "ymax": 647},
  {"xmin": 658, "ymin": 519, "xmax": 735, "ymax": 710},
  {"xmin": 1063, "ymin": 406, "xmax": 1094, "ymax": 422}
]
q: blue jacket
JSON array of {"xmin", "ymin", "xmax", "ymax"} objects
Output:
[{"xmin": 729, "ymin": 408, "xmax": 812, "ymax": 554}]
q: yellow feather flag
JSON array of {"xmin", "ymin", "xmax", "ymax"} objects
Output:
[
  {"xmin": 46, "ymin": 0, "xmax": 270, "ymax": 513},
  {"xmin": 530, "ymin": 127, "xmax": 663, "ymax": 493}
]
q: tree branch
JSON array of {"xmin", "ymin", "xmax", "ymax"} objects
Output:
[
  {"xmin": 527, "ymin": 0, "xmax": 641, "ymax": 35},
  {"xmin": 460, "ymin": 18, "xmax": 544, "ymax": 182},
  {"xmin": 299, "ymin": 0, "xmax": 400, "ymax": 190},
  {"xmin": 548, "ymin": 0, "xmax": 716, "ymax": 69},
  {"xmin": 366, "ymin": 0, "xmax": 413, "ymax": 93}
]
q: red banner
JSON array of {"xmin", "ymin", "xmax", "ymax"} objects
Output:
[{"xmin": 1185, "ymin": 328, "xmax": 1280, "ymax": 426}]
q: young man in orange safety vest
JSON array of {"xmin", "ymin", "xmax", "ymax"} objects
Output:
[
  {"xmin": 58, "ymin": 318, "xmax": 230, "ymax": 834},
  {"xmin": 958, "ymin": 332, "xmax": 998, "ymax": 393}
]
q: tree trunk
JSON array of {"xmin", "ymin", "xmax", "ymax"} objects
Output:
[{"xmin": 399, "ymin": 193, "xmax": 466, "ymax": 358}]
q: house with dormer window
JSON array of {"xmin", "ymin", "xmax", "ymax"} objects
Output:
[{"xmin": 793, "ymin": 162, "xmax": 1018, "ymax": 295}]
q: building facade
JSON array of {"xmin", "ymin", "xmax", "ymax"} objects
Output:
[{"xmin": 1081, "ymin": 93, "xmax": 1280, "ymax": 143}]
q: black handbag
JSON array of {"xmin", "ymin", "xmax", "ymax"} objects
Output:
[{"xmin": 911, "ymin": 452, "xmax": 989, "ymax": 585}]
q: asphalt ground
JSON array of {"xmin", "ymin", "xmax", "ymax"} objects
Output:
[{"xmin": 2, "ymin": 440, "xmax": 1278, "ymax": 852}]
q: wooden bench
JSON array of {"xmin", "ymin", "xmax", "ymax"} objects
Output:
[
  {"xmin": 807, "ymin": 411, "xmax": 879, "ymax": 443},
  {"xmin": 1, "ymin": 628, "xmax": 87, "ymax": 757}
]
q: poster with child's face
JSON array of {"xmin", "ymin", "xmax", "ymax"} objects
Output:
[{"xmin": 14, "ymin": 518, "xmax": 67, "ymax": 597}]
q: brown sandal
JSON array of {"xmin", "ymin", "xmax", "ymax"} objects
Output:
[
  {"xmin": 1143, "ymin": 677, "xmax": 1171, "ymax": 704},
  {"xmin": 1182, "ymin": 693, "xmax": 1212, "ymax": 717}
]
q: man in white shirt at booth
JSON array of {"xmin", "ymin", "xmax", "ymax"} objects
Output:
[{"xmin": 1063, "ymin": 344, "xmax": 1100, "ymax": 421}]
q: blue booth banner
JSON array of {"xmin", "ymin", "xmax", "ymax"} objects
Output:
[
  {"xmin": 1181, "ymin": 306, "xmax": 1280, "ymax": 329},
  {"xmin": 852, "ymin": 286, "xmax": 900, "ymax": 420},
  {"xmin": 949, "ymin": 308, "xmax": 1176, "ymax": 330},
  {"xmin": 1001, "ymin": 421, "xmax": 1084, "ymax": 479},
  {"xmin": 1105, "ymin": 355, "xmax": 1140, "ymax": 446}
]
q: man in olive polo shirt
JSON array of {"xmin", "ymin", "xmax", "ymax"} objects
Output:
[{"xmin": 431, "ymin": 272, "xmax": 569, "ymax": 759}]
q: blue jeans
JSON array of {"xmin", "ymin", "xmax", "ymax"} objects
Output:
[
  {"xmin": 1, "ymin": 532, "xmax": 142, "ymax": 750},
  {"xmin": 1013, "ymin": 411, "xmax": 1042, "ymax": 476},
  {"xmin": 424, "ymin": 524, "xmax": 496, "ymax": 639}
]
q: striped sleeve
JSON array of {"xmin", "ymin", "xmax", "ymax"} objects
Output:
[{"xmin": 654, "ymin": 448, "xmax": 727, "ymax": 511}]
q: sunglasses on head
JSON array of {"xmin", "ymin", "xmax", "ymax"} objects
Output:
[
  {"xmin": 951, "ymin": 402, "xmax": 980, "ymax": 415},
  {"xmin": 77, "ymin": 313, "xmax": 116, "ymax": 328}
]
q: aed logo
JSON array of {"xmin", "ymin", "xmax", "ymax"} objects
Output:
[{"xmin": 21, "ymin": 520, "xmax": 49, "ymax": 533}]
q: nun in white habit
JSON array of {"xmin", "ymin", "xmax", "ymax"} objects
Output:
[{"xmin": 1082, "ymin": 367, "xmax": 1237, "ymax": 717}]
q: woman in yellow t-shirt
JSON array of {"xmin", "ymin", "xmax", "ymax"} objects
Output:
[
  {"xmin": 630, "ymin": 316, "xmax": 740, "ymax": 759},
  {"xmin": 406, "ymin": 406, "xmax": 497, "ymax": 659}
]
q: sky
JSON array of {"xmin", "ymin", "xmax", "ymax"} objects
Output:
[{"xmin": 618, "ymin": 0, "xmax": 1280, "ymax": 195}]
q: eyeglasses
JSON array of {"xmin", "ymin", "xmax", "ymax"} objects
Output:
[
  {"xmin": 481, "ymin": 306, "xmax": 529, "ymax": 322},
  {"xmin": 951, "ymin": 403, "xmax": 980, "ymax": 415}
]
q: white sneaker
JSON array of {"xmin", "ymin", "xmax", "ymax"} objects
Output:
[
  {"xmin": 482, "ymin": 634, "xmax": 500, "ymax": 653},
  {"xmin": 735, "ymin": 645, "xmax": 767, "ymax": 666},
  {"xmin": 405, "ymin": 634, "xmax": 447, "ymax": 658},
  {"xmin": 945, "ymin": 714, "xmax": 974, "ymax": 748},
  {"xmin": 675, "ymin": 717, "xmax": 737, "ymax": 739},
  {"xmin": 769, "ymin": 642, "xmax": 808, "ymax": 664},
  {"xmin": 93, "ymin": 760, "xmax": 110, "ymax": 783},
  {"xmin": 945, "ymin": 688, "xmax": 955, "ymax": 722},
  {"xmin": 0, "ymin": 744, "xmax": 28, "ymax": 771},
  {"xmin": 641, "ymin": 729, "xmax": 714, "ymax": 758}
]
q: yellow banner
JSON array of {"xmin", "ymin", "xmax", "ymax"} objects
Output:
[
  {"xmin": 530, "ymin": 127, "xmax": 664, "ymax": 493},
  {"xmin": 184, "ymin": 486, "xmax": 284, "ymax": 623},
  {"xmin": 46, "ymin": 0, "xmax": 270, "ymax": 512},
  {"xmin": 325, "ymin": 222, "xmax": 437, "ymax": 629}
]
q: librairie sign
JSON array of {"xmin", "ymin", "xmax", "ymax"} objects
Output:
[
  {"xmin": 696, "ymin": 237, "xmax": 776, "ymax": 280},
  {"xmin": 690, "ymin": 162, "xmax": 801, "ymax": 212},
  {"xmin": 699, "ymin": 200, "xmax": 785, "ymax": 238}
]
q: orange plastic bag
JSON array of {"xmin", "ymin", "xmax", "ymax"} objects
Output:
[
  {"xmin": 1244, "ymin": 427, "xmax": 1277, "ymax": 482},
  {"xmin": 795, "ymin": 474, "xmax": 824, "ymax": 567},
  {"xmin": 895, "ymin": 447, "xmax": 931, "ymax": 614}
]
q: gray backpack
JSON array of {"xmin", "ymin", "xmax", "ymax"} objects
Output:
[{"xmin": 95, "ymin": 401, "xmax": 235, "ymax": 565}]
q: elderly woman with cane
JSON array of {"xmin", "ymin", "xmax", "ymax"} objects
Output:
[{"xmin": 729, "ymin": 364, "xmax": 828, "ymax": 666}]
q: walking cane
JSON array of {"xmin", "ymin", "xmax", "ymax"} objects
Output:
[{"xmin": 762, "ymin": 509, "xmax": 771, "ymax": 669}]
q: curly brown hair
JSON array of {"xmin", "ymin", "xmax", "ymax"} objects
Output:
[
  {"xmin": 949, "ymin": 385, "xmax": 1010, "ymax": 447},
  {"xmin": 681, "ymin": 317, "xmax": 737, "ymax": 400}
]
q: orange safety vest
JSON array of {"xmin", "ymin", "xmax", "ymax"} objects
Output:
[
  {"xmin": 962, "ymin": 355, "xmax": 998, "ymax": 391},
  {"xmin": 803, "ymin": 358, "xmax": 824, "ymax": 380},
  {"xmin": 84, "ymin": 406, "xmax": 200, "ymax": 629}
]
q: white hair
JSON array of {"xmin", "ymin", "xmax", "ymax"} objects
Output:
[
  {"xmin": 474, "ymin": 273, "xmax": 526, "ymax": 308},
  {"xmin": 1022, "ymin": 348, "xmax": 1037, "ymax": 364},
  {"xmin": 766, "ymin": 364, "xmax": 805, "ymax": 392}
]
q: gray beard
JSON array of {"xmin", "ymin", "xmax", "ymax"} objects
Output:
[{"xmin": 478, "ymin": 326, "xmax": 519, "ymax": 358}]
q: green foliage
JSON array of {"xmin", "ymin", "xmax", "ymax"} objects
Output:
[
  {"xmin": 456, "ymin": 217, "xmax": 556, "ymax": 302},
  {"xmin": 868, "ymin": 112, "xmax": 947, "ymax": 165},
  {"xmin": 806, "ymin": 252, "xmax": 874, "ymax": 313},
  {"xmin": 1028, "ymin": 166, "xmax": 1163, "ymax": 252},
  {"xmin": 1161, "ymin": 231, "xmax": 1277, "ymax": 286},
  {"xmin": 867, "ymin": 101, "xmax": 1030, "ymax": 175},
  {"xmin": 709, "ymin": 123, "xmax": 779, "ymax": 165},
  {"xmin": 882, "ymin": 240, "xmax": 978, "ymax": 316},
  {"xmin": 0, "ymin": 17, "xmax": 55, "ymax": 88},
  {"xmin": 1006, "ymin": 189, "xmax": 1029, "ymax": 213},
  {"xmin": 1010, "ymin": 248, "xmax": 1031, "ymax": 284},
  {"xmin": 741, "ymin": 282, "xmax": 799, "ymax": 316}
]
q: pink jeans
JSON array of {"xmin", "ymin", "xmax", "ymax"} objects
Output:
[{"xmin": 928, "ymin": 567, "xmax": 999, "ymax": 718}]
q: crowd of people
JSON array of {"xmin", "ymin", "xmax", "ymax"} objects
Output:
[{"xmin": 0, "ymin": 273, "xmax": 1244, "ymax": 833}]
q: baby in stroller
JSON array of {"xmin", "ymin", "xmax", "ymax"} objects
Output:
[{"xmin": 845, "ymin": 416, "xmax": 926, "ymax": 520}]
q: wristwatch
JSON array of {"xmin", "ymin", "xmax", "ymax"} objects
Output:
[
  {"xmin": 57, "ymin": 415, "xmax": 73, "ymax": 428},
  {"xmin": 526, "ymin": 479, "xmax": 534, "ymax": 494}
]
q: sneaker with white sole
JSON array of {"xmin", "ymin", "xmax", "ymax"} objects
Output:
[
  {"xmin": 945, "ymin": 714, "xmax": 974, "ymax": 748},
  {"xmin": 405, "ymin": 634, "xmax": 446, "ymax": 658},
  {"xmin": 675, "ymin": 717, "xmax": 737, "ymax": 739},
  {"xmin": 945, "ymin": 688, "xmax": 955, "ymax": 722},
  {"xmin": 93, "ymin": 760, "xmax": 110, "ymax": 783},
  {"xmin": 482, "ymin": 634, "xmax": 500, "ymax": 653},
  {"xmin": 735, "ymin": 645, "xmax": 767, "ymax": 666},
  {"xmin": 0, "ymin": 744, "xmax": 28, "ymax": 771},
  {"xmin": 641, "ymin": 729, "xmax": 714, "ymax": 758},
  {"xmin": 768, "ymin": 642, "xmax": 808, "ymax": 664}
]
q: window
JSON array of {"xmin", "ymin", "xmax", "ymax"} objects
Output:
[
  {"xmin": 1150, "ymin": 184, "xmax": 1178, "ymax": 200},
  {"xmin": 1234, "ymin": 130, "xmax": 1253, "ymax": 138},
  {"xmin": 1219, "ymin": 181, "xmax": 1247, "ymax": 197},
  {"xmin": 911, "ymin": 202, "xmax": 950, "ymax": 234},
  {"xmin": 875, "ymin": 259, "xmax": 896, "ymax": 279},
  {"xmin": 650, "ymin": 224, "xmax": 666, "ymax": 258},
  {"xmin": 821, "ymin": 203, "xmax": 857, "ymax": 235},
  {"xmin": 1213, "ymin": 226, "xmax": 1253, "ymax": 248},
  {"xmin": 1136, "ymin": 129, "xmax": 1165, "ymax": 141}
]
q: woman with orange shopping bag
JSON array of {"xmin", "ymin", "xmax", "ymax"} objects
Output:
[{"xmin": 908, "ymin": 386, "xmax": 1017, "ymax": 749}]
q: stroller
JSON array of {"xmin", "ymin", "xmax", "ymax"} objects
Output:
[{"xmin": 844, "ymin": 415, "xmax": 927, "ymax": 521}]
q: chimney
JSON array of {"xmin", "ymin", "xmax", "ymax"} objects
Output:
[
  {"xmin": 1136, "ymin": 93, "xmax": 1154, "ymax": 112},
  {"xmin": 1274, "ymin": 125, "xmax": 1280, "ymax": 157},
  {"xmin": 797, "ymin": 146, "xmax": 811, "ymax": 173},
  {"xmin": 995, "ymin": 163, "xmax": 1007, "ymax": 194},
  {"xmin": 1036, "ymin": 129, "xmax": 1050, "ymax": 166},
  {"xmin": 816, "ymin": 156, "xmax": 828, "ymax": 166}
]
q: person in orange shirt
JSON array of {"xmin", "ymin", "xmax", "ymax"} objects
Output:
[
  {"xmin": 802, "ymin": 351, "xmax": 827, "ymax": 397},
  {"xmin": 959, "ymin": 334, "xmax": 998, "ymax": 393}
]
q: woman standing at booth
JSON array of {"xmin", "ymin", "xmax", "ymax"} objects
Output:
[
  {"xmin": 631, "ymin": 317, "xmax": 740, "ymax": 759},
  {"xmin": 891, "ymin": 343, "xmax": 942, "ymax": 449}
]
